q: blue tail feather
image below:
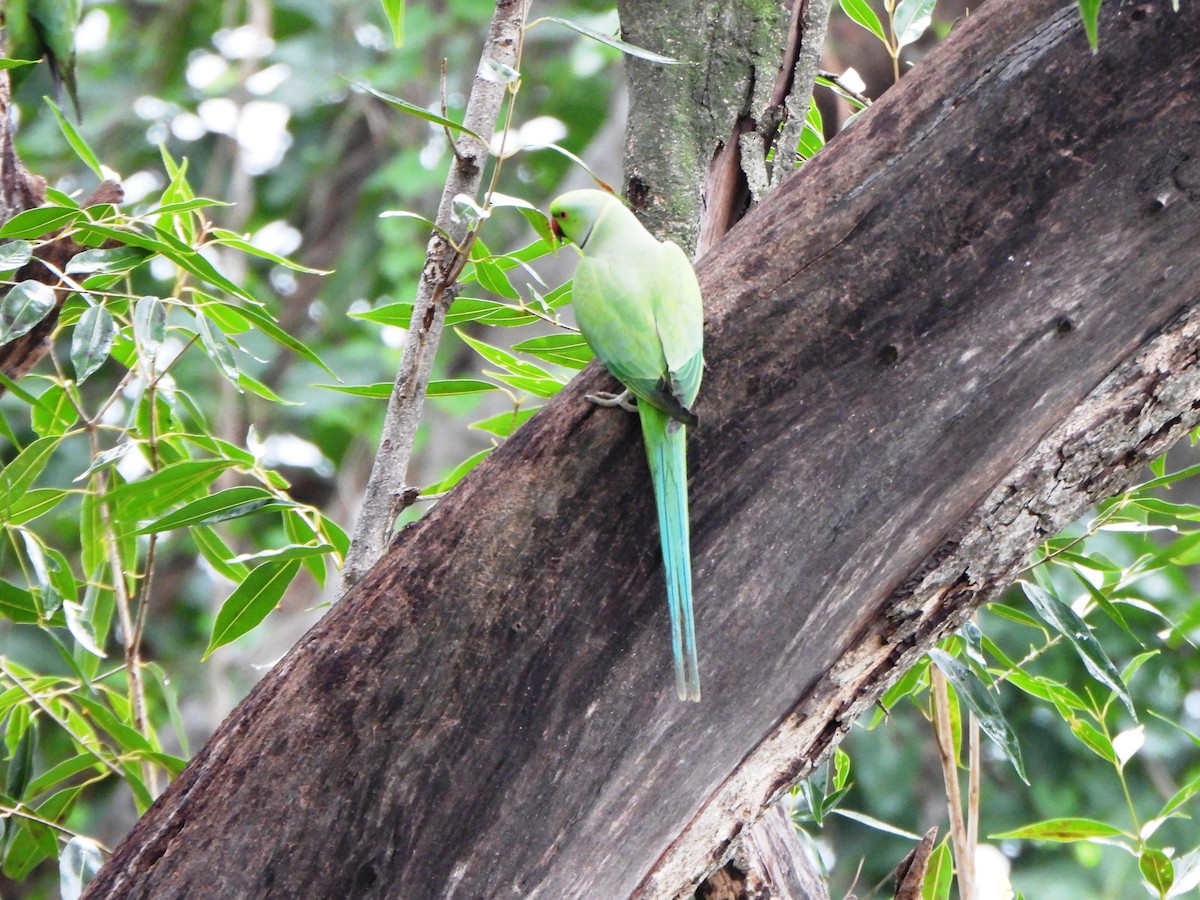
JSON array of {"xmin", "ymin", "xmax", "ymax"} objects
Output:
[{"xmin": 640, "ymin": 405, "xmax": 700, "ymax": 701}]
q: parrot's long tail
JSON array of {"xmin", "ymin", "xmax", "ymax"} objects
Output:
[{"xmin": 640, "ymin": 404, "xmax": 700, "ymax": 702}]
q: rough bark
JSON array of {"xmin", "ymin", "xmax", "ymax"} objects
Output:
[
  {"xmin": 86, "ymin": 0, "xmax": 1200, "ymax": 897},
  {"xmin": 618, "ymin": 0, "xmax": 832, "ymax": 253}
]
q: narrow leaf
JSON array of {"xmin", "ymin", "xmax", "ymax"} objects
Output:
[
  {"xmin": 381, "ymin": 0, "xmax": 404, "ymax": 45},
  {"xmin": 839, "ymin": 0, "xmax": 888, "ymax": 43},
  {"xmin": 1078, "ymin": 0, "xmax": 1102, "ymax": 51},
  {"xmin": 71, "ymin": 305, "xmax": 115, "ymax": 383},
  {"xmin": 353, "ymin": 81, "xmax": 483, "ymax": 141},
  {"xmin": 47, "ymin": 99, "xmax": 103, "ymax": 179},
  {"xmin": 929, "ymin": 649, "xmax": 1027, "ymax": 783},
  {"xmin": 137, "ymin": 487, "xmax": 289, "ymax": 534},
  {"xmin": 990, "ymin": 817, "xmax": 1128, "ymax": 842},
  {"xmin": 535, "ymin": 16, "xmax": 681, "ymax": 64},
  {"xmin": 1022, "ymin": 582, "xmax": 1134, "ymax": 716},
  {"xmin": 204, "ymin": 560, "xmax": 302, "ymax": 658}
]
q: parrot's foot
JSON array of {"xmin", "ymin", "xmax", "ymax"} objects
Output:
[{"xmin": 586, "ymin": 389, "xmax": 638, "ymax": 414}]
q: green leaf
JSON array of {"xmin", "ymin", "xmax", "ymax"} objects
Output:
[
  {"xmin": 106, "ymin": 459, "xmax": 235, "ymax": 524},
  {"xmin": 923, "ymin": 839, "xmax": 953, "ymax": 900},
  {"xmin": 534, "ymin": 16, "xmax": 681, "ymax": 64},
  {"xmin": 208, "ymin": 229, "xmax": 329, "ymax": 274},
  {"xmin": 0, "ymin": 59, "xmax": 37, "ymax": 71},
  {"xmin": 72, "ymin": 695, "xmax": 153, "ymax": 753},
  {"xmin": 0, "ymin": 580, "xmax": 46, "ymax": 624},
  {"xmin": 1, "ymin": 786, "xmax": 81, "ymax": 879},
  {"xmin": 3, "ymin": 488, "xmax": 72, "ymax": 526},
  {"xmin": 1159, "ymin": 770, "xmax": 1200, "ymax": 820},
  {"xmin": 470, "ymin": 407, "xmax": 537, "ymax": 438},
  {"xmin": 71, "ymin": 305, "xmax": 115, "ymax": 383},
  {"xmin": 5, "ymin": 721, "xmax": 36, "ymax": 800},
  {"xmin": 893, "ymin": 0, "xmax": 936, "ymax": 47},
  {"xmin": 1068, "ymin": 718, "xmax": 1116, "ymax": 763},
  {"xmin": 191, "ymin": 525, "xmax": 250, "ymax": 584},
  {"xmin": 208, "ymin": 299, "xmax": 337, "ymax": 379},
  {"xmin": 352, "ymin": 81, "xmax": 484, "ymax": 141},
  {"xmin": 1005, "ymin": 670, "xmax": 1088, "ymax": 712},
  {"xmin": 839, "ymin": 0, "xmax": 888, "ymax": 43},
  {"xmin": 314, "ymin": 382, "xmax": 392, "ymax": 400},
  {"xmin": 456, "ymin": 328, "xmax": 558, "ymax": 381},
  {"xmin": 423, "ymin": 448, "xmax": 491, "ymax": 495},
  {"xmin": 146, "ymin": 662, "xmax": 190, "ymax": 758},
  {"xmin": 227, "ymin": 542, "xmax": 334, "ymax": 567},
  {"xmin": 428, "ymin": 378, "xmax": 499, "ymax": 397},
  {"xmin": 796, "ymin": 100, "xmax": 826, "ymax": 161},
  {"xmin": 195, "ymin": 313, "xmax": 239, "ymax": 381},
  {"xmin": 66, "ymin": 246, "xmax": 151, "ymax": 277},
  {"xmin": 0, "ymin": 240, "xmax": 32, "ymax": 271},
  {"xmin": 1078, "ymin": 0, "xmax": 1102, "ymax": 51},
  {"xmin": 237, "ymin": 371, "xmax": 300, "ymax": 404},
  {"xmin": 30, "ymin": 383, "xmax": 77, "ymax": 436},
  {"xmin": 24, "ymin": 752, "xmax": 106, "ymax": 798},
  {"xmin": 1021, "ymin": 582, "xmax": 1134, "ymax": 716},
  {"xmin": 137, "ymin": 487, "xmax": 290, "ymax": 534},
  {"xmin": 133, "ymin": 295, "xmax": 166, "ymax": 359},
  {"xmin": 0, "ymin": 206, "xmax": 80, "ymax": 239},
  {"xmin": 204, "ymin": 560, "xmax": 302, "ymax": 658},
  {"xmin": 381, "ymin": 0, "xmax": 404, "ymax": 45},
  {"xmin": 148, "ymin": 198, "xmax": 233, "ymax": 217},
  {"xmin": 47, "ymin": 99, "xmax": 103, "ymax": 180},
  {"xmin": 0, "ymin": 280, "xmax": 56, "ymax": 344},
  {"xmin": 511, "ymin": 333, "xmax": 593, "ymax": 369},
  {"xmin": 1139, "ymin": 848, "xmax": 1173, "ymax": 893},
  {"xmin": 1, "ymin": 436, "xmax": 62, "ymax": 498},
  {"xmin": 929, "ymin": 649, "xmax": 1027, "ymax": 783},
  {"xmin": 990, "ymin": 817, "xmax": 1128, "ymax": 842}
]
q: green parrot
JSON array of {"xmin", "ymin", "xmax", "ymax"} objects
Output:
[
  {"xmin": 549, "ymin": 189, "xmax": 705, "ymax": 701},
  {"xmin": 3, "ymin": 0, "xmax": 82, "ymax": 119}
]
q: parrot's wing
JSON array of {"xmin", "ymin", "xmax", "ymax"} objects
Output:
[
  {"xmin": 650, "ymin": 240, "xmax": 704, "ymax": 410},
  {"xmin": 574, "ymin": 255, "xmax": 697, "ymax": 424}
]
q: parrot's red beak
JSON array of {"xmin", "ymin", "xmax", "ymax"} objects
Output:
[{"xmin": 549, "ymin": 217, "xmax": 563, "ymax": 243}]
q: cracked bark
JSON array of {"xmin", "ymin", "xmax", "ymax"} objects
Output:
[
  {"xmin": 618, "ymin": 0, "xmax": 832, "ymax": 253},
  {"xmin": 84, "ymin": 0, "xmax": 1200, "ymax": 897}
]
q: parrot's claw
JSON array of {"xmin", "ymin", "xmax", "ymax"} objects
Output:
[{"xmin": 586, "ymin": 389, "xmax": 638, "ymax": 414}]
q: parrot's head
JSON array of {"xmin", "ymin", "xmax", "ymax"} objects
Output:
[{"xmin": 548, "ymin": 189, "xmax": 615, "ymax": 249}]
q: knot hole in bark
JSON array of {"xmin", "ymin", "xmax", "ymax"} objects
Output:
[
  {"xmin": 353, "ymin": 861, "xmax": 379, "ymax": 891},
  {"xmin": 1053, "ymin": 315, "xmax": 1075, "ymax": 336},
  {"xmin": 1143, "ymin": 195, "xmax": 1168, "ymax": 215},
  {"xmin": 877, "ymin": 344, "xmax": 900, "ymax": 366},
  {"xmin": 628, "ymin": 175, "xmax": 650, "ymax": 209}
]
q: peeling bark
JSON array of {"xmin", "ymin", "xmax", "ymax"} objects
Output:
[{"xmin": 85, "ymin": 0, "xmax": 1200, "ymax": 897}]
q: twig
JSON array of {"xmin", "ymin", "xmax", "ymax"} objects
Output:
[
  {"xmin": 341, "ymin": 0, "xmax": 530, "ymax": 591},
  {"xmin": 767, "ymin": 0, "xmax": 837, "ymax": 189},
  {"xmin": 931, "ymin": 666, "xmax": 975, "ymax": 899}
]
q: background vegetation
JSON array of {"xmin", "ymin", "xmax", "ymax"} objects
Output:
[{"xmin": 0, "ymin": 0, "xmax": 1195, "ymax": 897}]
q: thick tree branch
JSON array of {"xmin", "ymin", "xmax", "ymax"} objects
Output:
[
  {"xmin": 85, "ymin": 0, "xmax": 1200, "ymax": 896},
  {"xmin": 341, "ymin": 0, "xmax": 528, "ymax": 589}
]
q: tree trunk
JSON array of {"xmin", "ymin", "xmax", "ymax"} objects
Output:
[{"xmin": 85, "ymin": 0, "xmax": 1200, "ymax": 896}]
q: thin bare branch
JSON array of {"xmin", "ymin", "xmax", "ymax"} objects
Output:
[{"xmin": 341, "ymin": 0, "xmax": 530, "ymax": 590}]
